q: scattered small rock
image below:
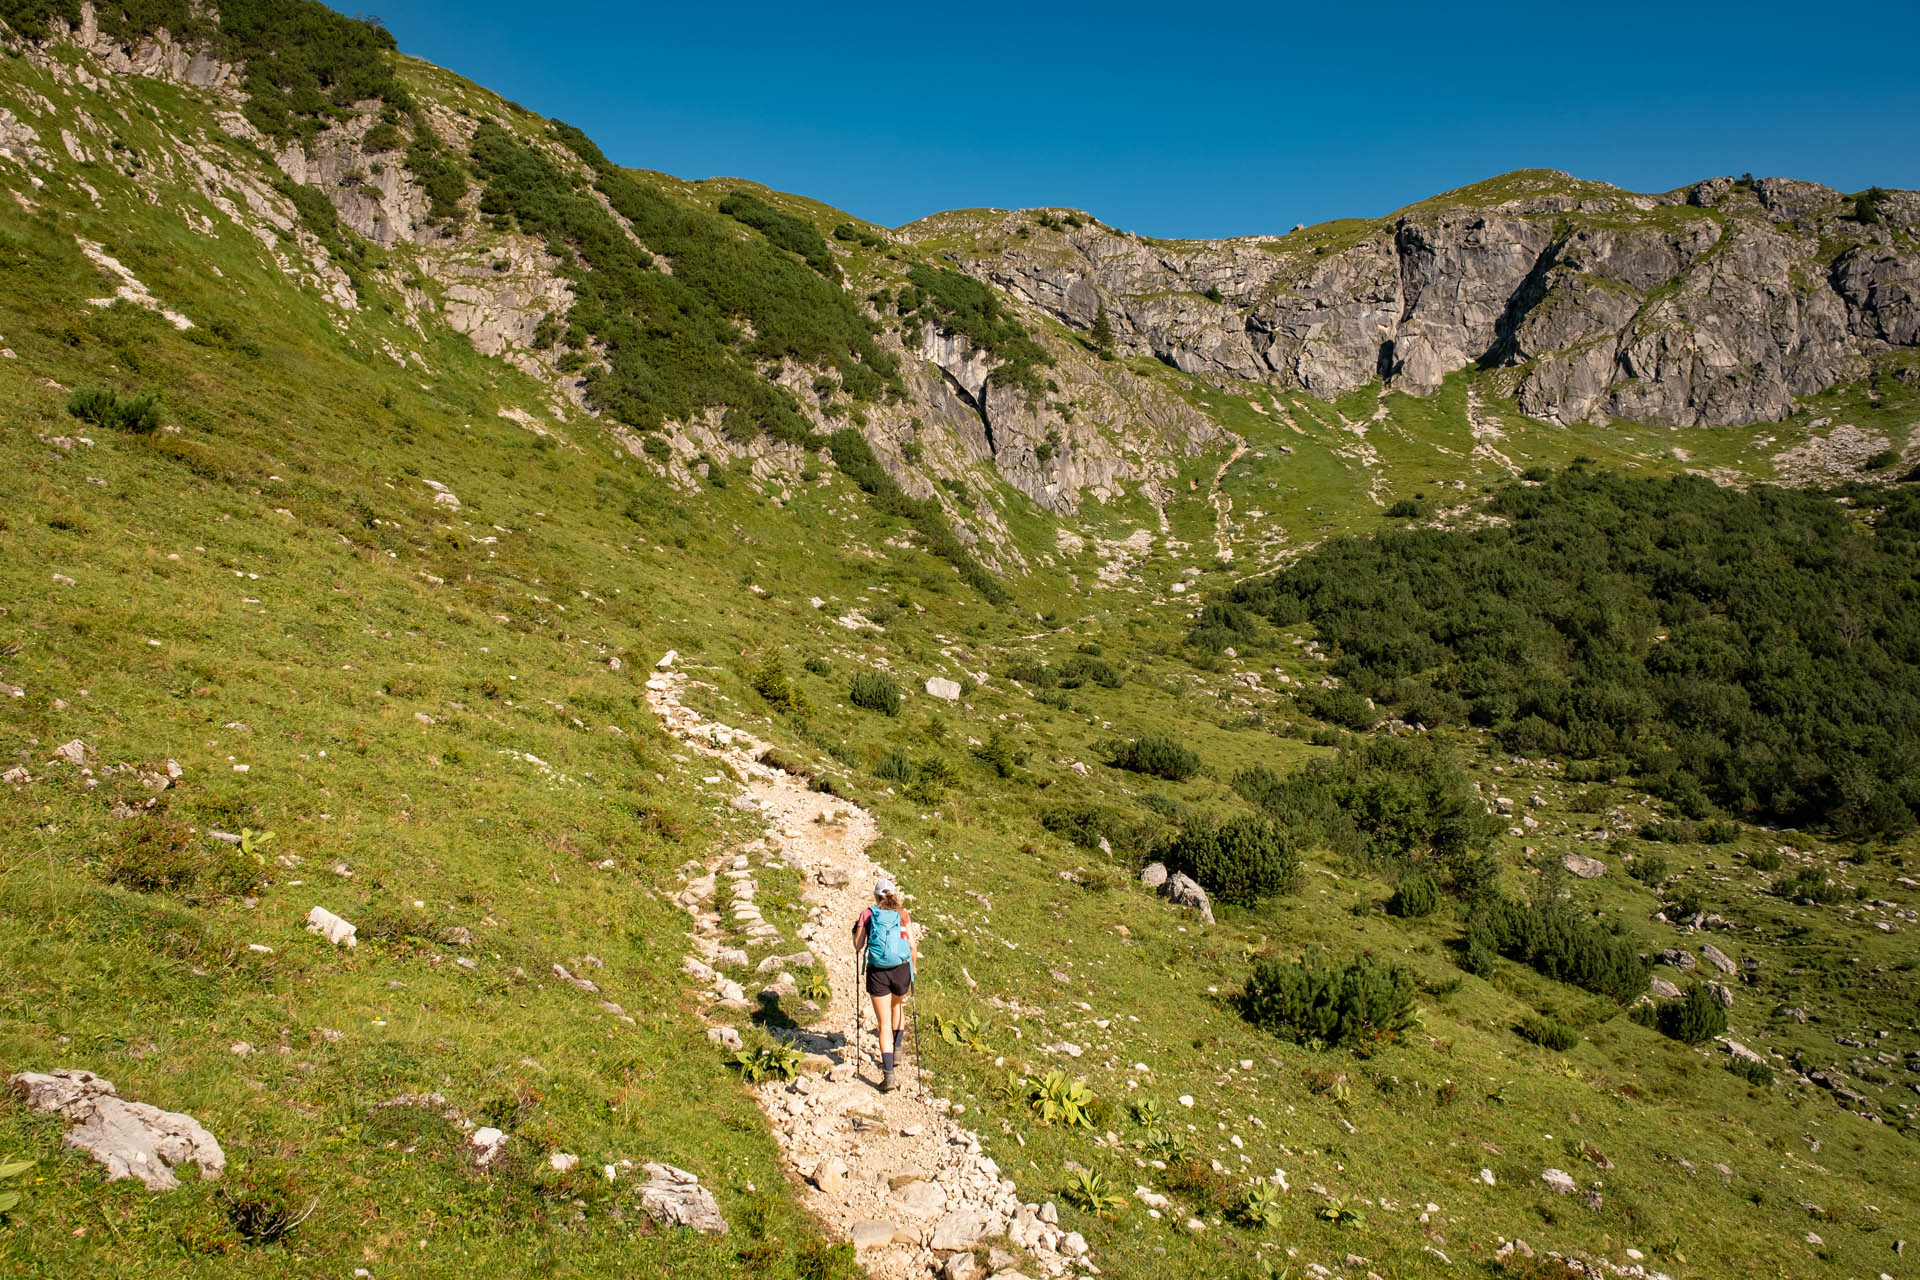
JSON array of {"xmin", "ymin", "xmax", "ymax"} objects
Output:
[
  {"xmin": 305, "ymin": 906, "xmax": 358, "ymax": 948},
  {"xmin": 470, "ymin": 1127, "xmax": 507, "ymax": 1167},
  {"xmin": 639, "ymin": 1162, "xmax": 728, "ymax": 1233},
  {"xmin": 1562, "ymin": 853, "xmax": 1607, "ymax": 879}
]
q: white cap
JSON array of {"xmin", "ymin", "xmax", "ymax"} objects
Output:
[{"xmin": 874, "ymin": 877, "xmax": 896, "ymax": 898}]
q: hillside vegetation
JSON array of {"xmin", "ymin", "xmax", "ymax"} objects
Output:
[
  {"xmin": 0, "ymin": 5, "xmax": 1915, "ymax": 1280},
  {"xmin": 1229, "ymin": 471, "xmax": 1920, "ymax": 836}
]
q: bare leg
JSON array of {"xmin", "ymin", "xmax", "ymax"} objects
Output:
[{"xmin": 869, "ymin": 993, "xmax": 893, "ymax": 1062}]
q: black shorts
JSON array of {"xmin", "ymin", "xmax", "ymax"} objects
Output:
[{"xmin": 865, "ymin": 961, "xmax": 912, "ymax": 997}]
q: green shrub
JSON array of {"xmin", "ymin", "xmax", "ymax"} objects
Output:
[
  {"xmin": 1861, "ymin": 449, "xmax": 1899, "ymax": 471},
  {"xmin": 831, "ymin": 221, "xmax": 886, "ymax": 249},
  {"xmin": 1627, "ymin": 851, "xmax": 1669, "ymax": 884},
  {"xmin": 1459, "ymin": 937, "xmax": 1497, "ymax": 978},
  {"xmin": 1771, "ymin": 865, "xmax": 1849, "ymax": 905},
  {"xmin": 821, "ymin": 428, "xmax": 1007, "ymax": 603},
  {"xmin": 971, "ymin": 730, "xmax": 1021, "ymax": 778},
  {"xmin": 802, "ymin": 655, "xmax": 832, "ymax": 677},
  {"xmin": 67, "ymin": 385, "xmax": 164, "ymax": 434},
  {"xmin": 472, "ymin": 120, "xmax": 895, "ymax": 458},
  {"xmin": 1469, "ymin": 894, "xmax": 1649, "ymax": 1003},
  {"xmin": 1158, "ymin": 1156, "xmax": 1236, "ymax": 1216},
  {"xmin": 1653, "ymin": 984, "xmax": 1728, "ymax": 1044},
  {"xmin": 404, "ymin": 121, "xmax": 467, "ymax": 221},
  {"xmin": 1515, "ymin": 1015, "xmax": 1579, "ymax": 1051},
  {"xmin": 1041, "ymin": 803, "xmax": 1147, "ymax": 851},
  {"xmin": 1108, "ymin": 734, "xmax": 1201, "ymax": 781},
  {"xmin": 101, "ymin": 818, "xmax": 260, "ymax": 902},
  {"xmin": 101, "ymin": 817, "xmax": 202, "ymax": 894},
  {"xmin": 1386, "ymin": 870, "xmax": 1439, "ymax": 918},
  {"xmin": 13, "ymin": 0, "xmax": 407, "ymax": 141},
  {"xmin": 1239, "ymin": 948, "xmax": 1417, "ymax": 1053},
  {"xmin": 1296, "ymin": 684, "xmax": 1378, "ymax": 730},
  {"xmin": 1728, "ymin": 1057, "xmax": 1774, "ymax": 1087},
  {"xmin": 872, "ymin": 748, "xmax": 914, "ymax": 783},
  {"xmin": 1385, "ymin": 497, "xmax": 1431, "ymax": 519},
  {"xmin": 748, "ymin": 654, "xmax": 809, "ymax": 715},
  {"xmin": 1233, "ymin": 737, "xmax": 1496, "ymax": 873},
  {"xmin": 1157, "ymin": 816, "xmax": 1299, "ymax": 906},
  {"xmin": 1746, "ymin": 848, "xmax": 1783, "ymax": 872},
  {"xmin": 848, "ymin": 671, "xmax": 901, "ymax": 716}
]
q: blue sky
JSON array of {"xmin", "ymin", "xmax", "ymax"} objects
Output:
[{"xmin": 370, "ymin": 0, "xmax": 1919, "ymax": 240}]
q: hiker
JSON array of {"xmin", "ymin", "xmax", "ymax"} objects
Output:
[{"xmin": 853, "ymin": 876, "xmax": 918, "ymax": 1092}]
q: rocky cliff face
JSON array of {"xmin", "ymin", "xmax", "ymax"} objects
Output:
[{"xmin": 908, "ymin": 172, "xmax": 1920, "ymax": 427}]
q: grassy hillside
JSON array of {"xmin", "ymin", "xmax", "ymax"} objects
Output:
[{"xmin": 0, "ymin": 7, "xmax": 1916, "ymax": 1280}]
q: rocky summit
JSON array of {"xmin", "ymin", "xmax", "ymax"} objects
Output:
[
  {"xmin": 911, "ymin": 172, "xmax": 1919, "ymax": 429},
  {"xmin": 0, "ymin": 4, "xmax": 1916, "ymax": 1280}
]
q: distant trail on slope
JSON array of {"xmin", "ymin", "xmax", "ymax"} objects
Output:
[
  {"xmin": 1209, "ymin": 434, "xmax": 1249, "ymax": 563},
  {"xmin": 645, "ymin": 658, "xmax": 1096, "ymax": 1280}
]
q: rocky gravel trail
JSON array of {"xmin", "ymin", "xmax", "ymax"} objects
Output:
[{"xmin": 646, "ymin": 656, "xmax": 1095, "ymax": 1280}]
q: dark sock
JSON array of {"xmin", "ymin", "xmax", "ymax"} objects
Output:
[
  {"xmin": 893, "ymin": 1029, "xmax": 904, "ymax": 1052},
  {"xmin": 882, "ymin": 1051, "xmax": 895, "ymax": 1072}
]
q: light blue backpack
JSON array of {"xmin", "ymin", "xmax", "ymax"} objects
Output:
[{"xmin": 866, "ymin": 907, "xmax": 912, "ymax": 970}]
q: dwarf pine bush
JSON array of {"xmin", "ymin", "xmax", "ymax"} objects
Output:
[
  {"xmin": 1239, "ymin": 949, "xmax": 1417, "ymax": 1053},
  {"xmin": 1108, "ymin": 734, "xmax": 1201, "ymax": 781},
  {"xmin": 67, "ymin": 386, "xmax": 164, "ymax": 434},
  {"xmin": 1516, "ymin": 1015, "xmax": 1579, "ymax": 1051},
  {"xmin": 748, "ymin": 654, "xmax": 808, "ymax": 715},
  {"xmin": 1469, "ymin": 894, "xmax": 1649, "ymax": 1003},
  {"xmin": 1653, "ymin": 984, "xmax": 1728, "ymax": 1044},
  {"xmin": 1386, "ymin": 870, "xmax": 1439, "ymax": 918},
  {"xmin": 1157, "ymin": 816, "xmax": 1299, "ymax": 906},
  {"xmin": 847, "ymin": 670, "xmax": 900, "ymax": 716}
]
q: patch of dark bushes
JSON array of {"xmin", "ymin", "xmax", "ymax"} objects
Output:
[
  {"xmin": 1239, "ymin": 948, "xmax": 1417, "ymax": 1053},
  {"xmin": 1107, "ymin": 734, "xmax": 1201, "ymax": 781},
  {"xmin": 1467, "ymin": 883, "xmax": 1649, "ymax": 1003},
  {"xmin": 1156, "ymin": 815, "xmax": 1299, "ymax": 906},
  {"xmin": 1515, "ymin": 1015, "xmax": 1579, "ymax": 1051},
  {"xmin": 1223, "ymin": 471, "xmax": 1920, "ymax": 838}
]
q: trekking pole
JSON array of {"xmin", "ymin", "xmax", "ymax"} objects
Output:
[
  {"xmin": 911, "ymin": 988, "xmax": 924, "ymax": 1093},
  {"xmin": 853, "ymin": 950, "xmax": 865, "ymax": 1078}
]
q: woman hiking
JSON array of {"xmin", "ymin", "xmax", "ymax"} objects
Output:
[{"xmin": 852, "ymin": 877, "xmax": 918, "ymax": 1092}]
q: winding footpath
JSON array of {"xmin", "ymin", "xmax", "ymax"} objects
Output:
[{"xmin": 646, "ymin": 657, "xmax": 1096, "ymax": 1280}]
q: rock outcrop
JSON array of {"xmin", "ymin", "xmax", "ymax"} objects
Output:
[
  {"xmin": 10, "ymin": 1069, "xmax": 225, "ymax": 1190},
  {"xmin": 905, "ymin": 172, "xmax": 1920, "ymax": 429},
  {"xmin": 638, "ymin": 1162, "xmax": 729, "ymax": 1234}
]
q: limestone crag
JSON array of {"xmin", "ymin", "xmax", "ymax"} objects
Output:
[{"xmin": 906, "ymin": 172, "xmax": 1920, "ymax": 428}]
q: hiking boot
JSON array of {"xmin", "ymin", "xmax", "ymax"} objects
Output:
[{"xmin": 880, "ymin": 1067, "xmax": 897, "ymax": 1093}]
